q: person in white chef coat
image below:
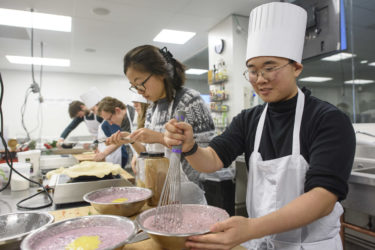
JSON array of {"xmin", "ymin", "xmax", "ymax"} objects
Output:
[{"xmin": 164, "ymin": 2, "xmax": 355, "ymax": 250}]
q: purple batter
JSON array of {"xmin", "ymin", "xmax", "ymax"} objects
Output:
[
  {"xmin": 33, "ymin": 226, "xmax": 130, "ymax": 250},
  {"xmin": 92, "ymin": 189, "xmax": 150, "ymax": 203},
  {"xmin": 143, "ymin": 206, "xmax": 227, "ymax": 234}
]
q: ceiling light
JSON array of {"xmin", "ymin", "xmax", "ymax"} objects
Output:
[
  {"xmin": 6, "ymin": 55, "xmax": 70, "ymax": 67},
  {"xmin": 361, "ymin": 60, "xmax": 368, "ymax": 64},
  {"xmin": 368, "ymin": 62, "xmax": 375, "ymax": 66},
  {"xmin": 321, "ymin": 52, "xmax": 355, "ymax": 62},
  {"xmin": 153, "ymin": 29, "xmax": 196, "ymax": 44},
  {"xmin": 0, "ymin": 8, "xmax": 71, "ymax": 32},
  {"xmin": 344, "ymin": 79, "xmax": 374, "ymax": 85},
  {"xmin": 186, "ymin": 68, "xmax": 208, "ymax": 75},
  {"xmin": 299, "ymin": 76, "xmax": 333, "ymax": 82},
  {"xmin": 92, "ymin": 7, "xmax": 110, "ymax": 16}
]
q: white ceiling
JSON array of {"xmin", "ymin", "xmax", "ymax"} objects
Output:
[{"xmin": 0, "ymin": 0, "xmax": 262, "ymax": 76}]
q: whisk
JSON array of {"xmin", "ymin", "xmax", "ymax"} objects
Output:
[{"xmin": 154, "ymin": 110, "xmax": 186, "ymax": 231}]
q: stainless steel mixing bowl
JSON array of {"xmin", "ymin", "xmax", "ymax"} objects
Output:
[
  {"xmin": 83, "ymin": 186, "xmax": 152, "ymax": 217},
  {"xmin": 0, "ymin": 212, "xmax": 54, "ymax": 250},
  {"xmin": 20, "ymin": 215, "xmax": 137, "ymax": 250},
  {"xmin": 136, "ymin": 204, "xmax": 230, "ymax": 250}
]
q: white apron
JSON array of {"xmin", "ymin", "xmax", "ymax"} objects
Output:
[
  {"xmin": 84, "ymin": 113, "xmax": 101, "ymax": 137},
  {"xmin": 97, "ymin": 122, "xmax": 122, "ymax": 165},
  {"xmin": 146, "ymin": 100, "xmax": 207, "ymax": 205},
  {"xmin": 243, "ymin": 88, "xmax": 343, "ymax": 250}
]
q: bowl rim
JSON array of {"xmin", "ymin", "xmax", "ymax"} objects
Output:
[
  {"xmin": 135, "ymin": 204, "xmax": 229, "ymax": 237},
  {"xmin": 0, "ymin": 211, "xmax": 54, "ymax": 244},
  {"xmin": 83, "ymin": 186, "xmax": 153, "ymax": 205},
  {"xmin": 20, "ymin": 214, "xmax": 138, "ymax": 250}
]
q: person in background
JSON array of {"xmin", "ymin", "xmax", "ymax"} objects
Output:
[
  {"xmin": 131, "ymin": 94, "xmax": 149, "ymax": 130},
  {"xmin": 96, "ymin": 97, "xmax": 135, "ymax": 168},
  {"xmin": 58, "ymin": 100, "xmax": 103, "ymax": 145},
  {"xmin": 164, "ymin": 2, "xmax": 355, "ymax": 249},
  {"xmin": 58, "ymin": 87, "xmax": 104, "ymax": 146},
  {"xmin": 129, "ymin": 94, "xmax": 149, "ymax": 173},
  {"xmin": 108, "ymin": 45, "xmax": 215, "ymax": 204}
]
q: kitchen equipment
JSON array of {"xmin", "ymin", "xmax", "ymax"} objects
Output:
[
  {"xmin": 154, "ymin": 110, "xmax": 185, "ymax": 231},
  {"xmin": 96, "ymin": 136, "xmax": 133, "ymax": 144},
  {"xmin": 51, "ymin": 173, "xmax": 132, "ymax": 205},
  {"xmin": 0, "ymin": 212, "xmax": 54, "ymax": 250},
  {"xmin": 135, "ymin": 151, "xmax": 148, "ymax": 187},
  {"xmin": 40, "ymin": 154, "xmax": 78, "ymax": 173},
  {"xmin": 20, "ymin": 215, "xmax": 137, "ymax": 250},
  {"xmin": 136, "ymin": 204, "xmax": 229, "ymax": 250},
  {"xmin": 17, "ymin": 150, "xmax": 41, "ymax": 178},
  {"xmin": 144, "ymin": 152, "xmax": 169, "ymax": 206},
  {"xmin": 10, "ymin": 162, "xmax": 31, "ymax": 191},
  {"xmin": 83, "ymin": 186, "xmax": 152, "ymax": 217}
]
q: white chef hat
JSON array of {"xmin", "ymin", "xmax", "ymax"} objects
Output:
[
  {"xmin": 131, "ymin": 94, "xmax": 148, "ymax": 104},
  {"xmin": 246, "ymin": 2, "xmax": 307, "ymax": 63},
  {"xmin": 80, "ymin": 87, "xmax": 104, "ymax": 109}
]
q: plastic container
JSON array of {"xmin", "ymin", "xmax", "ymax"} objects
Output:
[
  {"xmin": 0, "ymin": 163, "xmax": 11, "ymax": 188},
  {"xmin": 17, "ymin": 150, "xmax": 41, "ymax": 178},
  {"xmin": 10, "ymin": 162, "xmax": 31, "ymax": 191},
  {"xmin": 135, "ymin": 152, "xmax": 148, "ymax": 188},
  {"xmin": 144, "ymin": 152, "xmax": 169, "ymax": 206}
]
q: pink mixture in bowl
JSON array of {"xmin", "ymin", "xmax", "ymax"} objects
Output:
[{"xmin": 139, "ymin": 204, "xmax": 229, "ymax": 235}]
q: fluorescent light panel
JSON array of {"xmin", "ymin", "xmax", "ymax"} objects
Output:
[
  {"xmin": 321, "ymin": 52, "xmax": 355, "ymax": 62},
  {"xmin": 0, "ymin": 8, "xmax": 71, "ymax": 32},
  {"xmin": 153, "ymin": 29, "xmax": 195, "ymax": 44},
  {"xmin": 368, "ymin": 62, "xmax": 375, "ymax": 66},
  {"xmin": 6, "ymin": 55, "xmax": 70, "ymax": 67},
  {"xmin": 344, "ymin": 79, "xmax": 374, "ymax": 85},
  {"xmin": 186, "ymin": 68, "xmax": 208, "ymax": 75},
  {"xmin": 299, "ymin": 76, "xmax": 333, "ymax": 82}
]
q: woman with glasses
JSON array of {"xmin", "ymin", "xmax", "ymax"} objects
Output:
[
  {"xmin": 109, "ymin": 44, "xmax": 215, "ymax": 200},
  {"xmin": 164, "ymin": 2, "xmax": 355, "ymax": 250}
]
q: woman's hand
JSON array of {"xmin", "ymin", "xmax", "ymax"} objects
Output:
[
  {"xmin": 130, "ymin": 128, "xmax": 164, "ymax": 145},
  {"xmin": 185, "ymin": 216, "xmax": 254, "ymax": 250},
  {"xmin": 164, "ymin": 119, "xmax": 195, "ymax": 152}
]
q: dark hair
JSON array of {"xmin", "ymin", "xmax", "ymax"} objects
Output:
[
  {"xmin": 68, "ymin": 100, "xmax": 84, "ymax": 118},
  {"xmin": 137, "ymin": 102, "xmax": 149, "ymax": 129},
  {"xmin": 97, "ymin": 96, "xmax": 126, "ymax": 115},
  {"xmin": 123, "ymin": 45, "xmax": 186, "ymax": 102}
]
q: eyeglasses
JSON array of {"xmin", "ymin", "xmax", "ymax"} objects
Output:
[
  {"xmin": 243, "ymin": 61, "xmax": 292, "ymax": 83},
  {"xmin": 129, "ymin": 74, "xmax": 153, "ymax": 94}
]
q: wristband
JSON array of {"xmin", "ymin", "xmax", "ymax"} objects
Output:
[{"xmin": 182, "ymin": 142, "xmax": 198, "ymax": 157}]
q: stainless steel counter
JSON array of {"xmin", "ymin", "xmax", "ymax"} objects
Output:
[{"xmin": 0, "ymin": 186, "xmax": 88, "ymax": 214}]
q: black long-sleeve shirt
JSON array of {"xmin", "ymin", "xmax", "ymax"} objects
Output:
[
  {"xmin": 60, "ymin": 113, "xmax": 103, "ymax": 139},
  {"xmin": 209, "ymin": 87, "xmax": 355, "ymax": 201}
]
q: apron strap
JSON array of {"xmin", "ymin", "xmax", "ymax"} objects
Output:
[
  {"xmin": 292, "ymin": 88, "xmax": 305, "ymax": 155},
  {"xmin": 253, "ymin": 104, "xmax": 268, "ymax": 153},
  {"xmin": 253, "ymin": 88, "xmax": 305, "ymax": 155}
]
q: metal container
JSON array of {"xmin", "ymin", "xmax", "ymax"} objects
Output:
[
  {"xmin": 136, "ymin": 204, "xmax": 229, "ymax": 250},
  {"xmin": 0, "ymin": 212, "xmax": 54, "ymax": 250},
  {"xmin": 21, "ymin": 215, "xmax": 137, "ymax": 250},
  {"xmin": 83, "ymin": 186, "xmax": 152, "ymax": 217}
]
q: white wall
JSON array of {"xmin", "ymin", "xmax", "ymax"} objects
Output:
[
  {"xmin": 208, "ymin": 15, "xmax": 250, "ymax": 121},
  {"xmin": 1, "ymin": 69, "xmax": 131, "ymax": 140}
]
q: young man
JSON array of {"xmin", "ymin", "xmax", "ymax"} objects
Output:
[
  {"xmin": 96, "ymin": 97, "xmax": 135, "ymax": 168},
  {"xmin": 58, "ymin": 100, "xmax": 103, "ymax": 144},
  {"xmin": 164, "ymin": 2, "xmax": 355, "ymax": 249}
]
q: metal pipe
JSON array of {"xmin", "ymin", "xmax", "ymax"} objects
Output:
[{"xmin": 342, "ymin": 222, "xmax": 375, "ymax": 238}]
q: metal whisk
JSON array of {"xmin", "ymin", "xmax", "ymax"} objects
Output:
[{"xmin": 154, "ymin": 110, "xmax": 186, "ymax": 231}]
